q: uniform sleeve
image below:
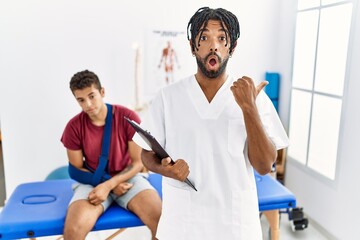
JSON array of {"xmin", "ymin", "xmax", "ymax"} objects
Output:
[
  {"xmin": 256, "ymin": 91, "xmax": 290, "ymax": 150},
  {"xmin": 132, "ymin": 90, "xmax": 166, "ymax": 150},
  {"xmin": 60, "ymin": 119, "xmax": 82, "ymax": 150}
]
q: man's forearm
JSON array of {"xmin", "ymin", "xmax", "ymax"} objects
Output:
[
  {"xmin": 104, "ymin": 161, "xmax": 143, "ymax": 190},
  {"xmin": 141, "ymin": 149, "xmax": 165, "ymax": 174},
  {"xmin": 243, "ymin": 107, "xmax": 277, "ymax": 175}
]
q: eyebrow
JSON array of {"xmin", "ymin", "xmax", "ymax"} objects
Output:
[
  {"xmin": 75, "ymin": 91, "xmax": 96, "ymax": 101},
  {"xmin": 199, "ymin": 27, "xmax": 226, "ymax": 34}
]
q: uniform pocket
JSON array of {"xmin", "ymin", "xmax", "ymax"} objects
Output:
[{"xmin": 228, "ymin": 119, "xmax": 247, "ymax": 158}]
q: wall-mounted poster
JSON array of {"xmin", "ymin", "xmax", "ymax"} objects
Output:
[{"xmin": 142, "ymin": 29, "xmax": 189, "ymax": 104}]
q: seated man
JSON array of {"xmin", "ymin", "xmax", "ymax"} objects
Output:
[{"xmin": 61, "ymin": 70, "xmax": 161, "ymax": 240}]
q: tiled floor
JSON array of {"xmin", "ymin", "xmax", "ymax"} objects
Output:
[
  {"xmin": 98, "ymin": 214, "xmax": 330, "ymax": 240},
  {"xmin": 13, "ymin": 212, "xmax": 329, "ymax": 240},
  {"xmin": 260, "ymin": 212, "xmax": 330, "ymax": 240}
]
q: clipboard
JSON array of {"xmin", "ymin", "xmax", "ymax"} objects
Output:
[{"xmin": 124, "ymin": 117, "xmax": 197, "ymax": 191}]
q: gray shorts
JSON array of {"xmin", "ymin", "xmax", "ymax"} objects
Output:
[{"xmin": 69, "ymin": 173, "xmax": 154, "ymax": 211}]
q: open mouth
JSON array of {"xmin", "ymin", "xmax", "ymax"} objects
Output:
[
  {"xmin": 207, "ymin": 56, "xmax": 218, "ymax": 67},
  {"xmin": 209, "ymin": 58, "xmax": 217, "ymax": 66}
]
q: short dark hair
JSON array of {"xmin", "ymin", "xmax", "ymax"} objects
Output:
[
  {"xmin": 187, "ymin": 7, "xmax": 240, "ymax": 54},
  {"xmin": 69, "ymin": 70, "xmax": 102, "ymax": 93}
]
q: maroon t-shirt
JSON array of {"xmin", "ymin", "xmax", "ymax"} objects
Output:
[{"xmin": 61, "ymin": 104, "xmax": 140, "ymax": 176}]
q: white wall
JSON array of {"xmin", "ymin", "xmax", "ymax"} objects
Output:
[
  {"xmin": 276, "ymin": 1, "xmax": 360, "ymax": 239},
  {"xmin": 0, "ymin": 0, "xmax": 282, "ymax": 197}
]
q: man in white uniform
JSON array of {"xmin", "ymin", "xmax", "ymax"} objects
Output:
[{"xmin": 135, "ymin": 7, "xmax": 289, "ymax": 239}]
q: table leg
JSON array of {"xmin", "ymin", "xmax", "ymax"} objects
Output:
[{"xmin": 263, "ymin": 210, "xmax": 280, "ymax": 240}]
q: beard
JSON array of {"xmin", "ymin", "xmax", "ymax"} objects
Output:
[{"xmin": 196, "ymin": 52, "xmax": 229, "ymax": 79}]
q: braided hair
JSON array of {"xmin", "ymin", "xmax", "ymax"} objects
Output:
[
  {"xmin": 187, "ymin": 7, "xmax": 240, "ymax": 54},
  {"xmin": 70, "ymin": 70, "xmax": 102, "ymax": 93}
]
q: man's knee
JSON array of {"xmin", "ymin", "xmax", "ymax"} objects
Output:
[
  {"xmin": 128, "ymin": 189, "xmax": 162, "ymax": 218},
  {"xmin": 64, "ymin": 200, "xmax": 103, "ymax": 237}
]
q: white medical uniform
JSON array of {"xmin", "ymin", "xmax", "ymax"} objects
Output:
[{"xmin": 135, "ymin": 75, "xmax": 289, "ymax": 240}]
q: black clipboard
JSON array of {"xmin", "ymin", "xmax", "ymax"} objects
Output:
[{"xmin": 124, "ymin": 117, "xmax": 197, "ymax": 191}]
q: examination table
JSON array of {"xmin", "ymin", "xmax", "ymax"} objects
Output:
[{"xmin": 0, "ymin": 172, "xmax": 295, "ymax": 239}]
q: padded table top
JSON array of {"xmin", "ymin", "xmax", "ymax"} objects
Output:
[
  {"xmin": 0, "ymin": 172, "xmax": 295, "ymax": 239},
  {"xmin": 255, "ymin": 172, "xmax": 296, "ymax": 211}
]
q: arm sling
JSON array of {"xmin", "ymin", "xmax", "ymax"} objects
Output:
[{"xmin": 68, "ymin": 103, "xmax": 112, "ymax": 186}]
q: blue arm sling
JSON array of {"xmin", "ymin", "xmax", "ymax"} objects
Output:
[{"xmin": 68, "ymin": 103, "xmax": 112, "ymax": 186}]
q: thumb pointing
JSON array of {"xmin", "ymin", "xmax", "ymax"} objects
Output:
[{"xmin": 256, "ymin": 81, "xmax": 268, "ymax": 95}]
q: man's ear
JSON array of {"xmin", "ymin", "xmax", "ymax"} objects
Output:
[
  {"xmin": 100, "ymin": 87, "xmax": 105, "ymax": 97},
  {"xmin": 229, "ymin": 41, "xmax": 238, "ymax": 55}
]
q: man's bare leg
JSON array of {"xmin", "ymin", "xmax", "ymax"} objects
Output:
[
  {"xmin": 63, "ymin": 200, "xmax": 103, "ymax": 240},
  {"xmin": 127, "ymin": 189, "xmax": 162, "ymax": 240}
]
